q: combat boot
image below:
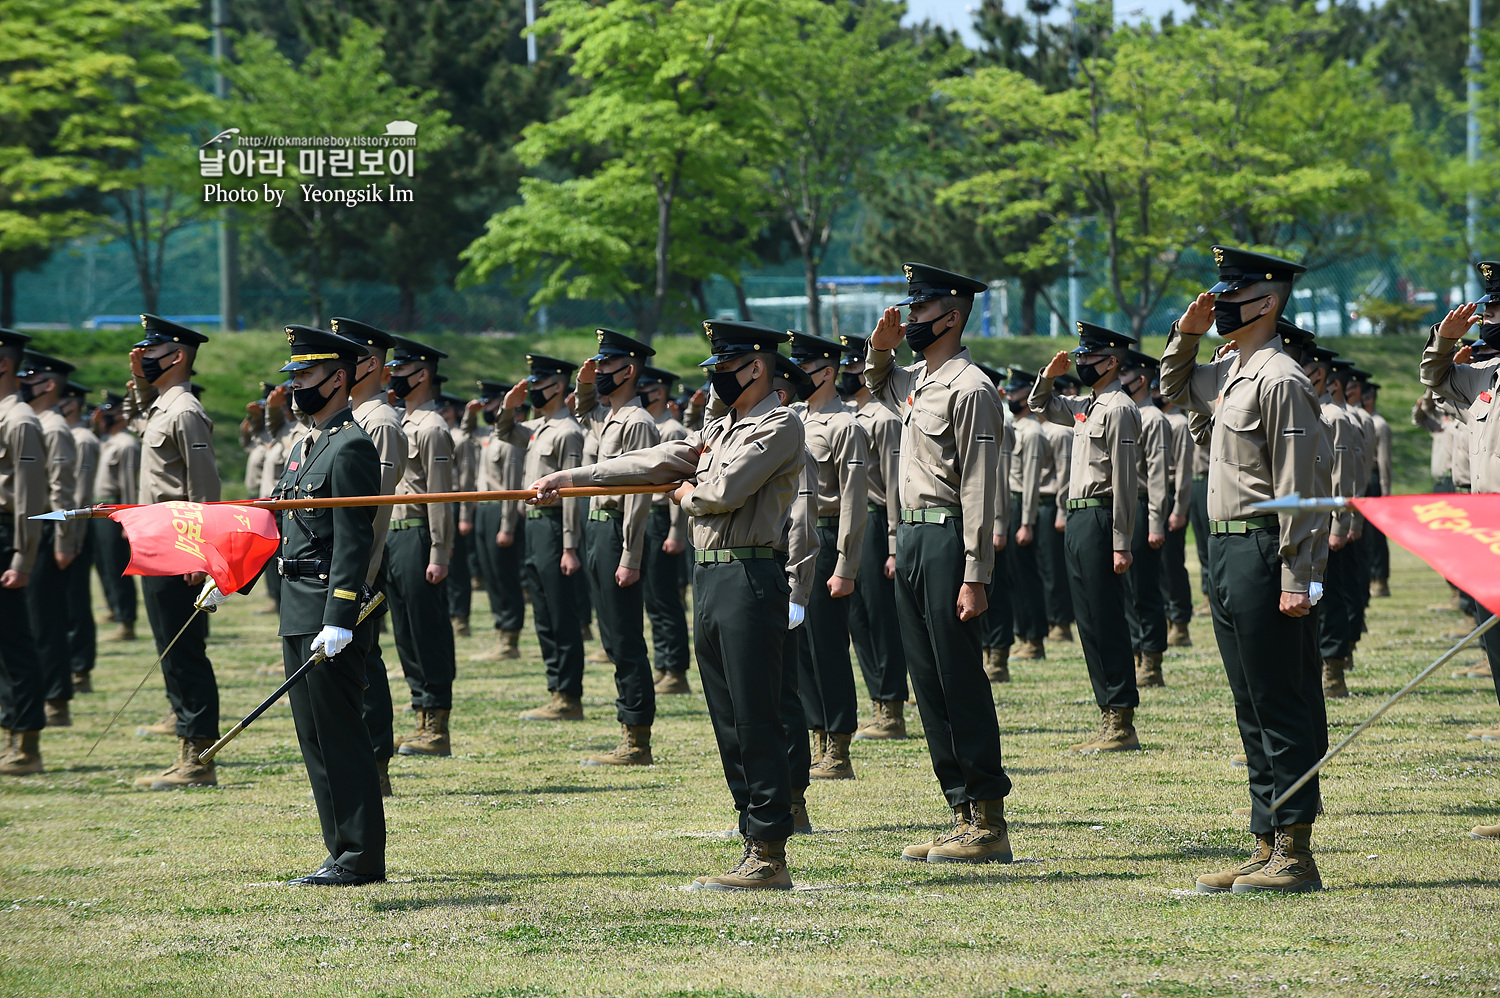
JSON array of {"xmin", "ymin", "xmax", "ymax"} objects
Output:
[
  {"xmin": 689, "ymin": 837, "xmax": 792, "ymax": 891},
  {"xmin": 1231, "ymin": 823, "xmax": 1321, "ymax": 893},
  {"xmin": 1467, "ymin": 722, "xmax": 1500, "ymax": 741},
  {"xmin": 1230, "ymin": 753, "xmax": 1248, "ymax": 766},
  {"xmin": 1194, "ymin": 597, "xmax": 1212, "ymax": 617},
  {"xmin": 1013, "ymin": 637, "xmax": 1044, "ymax": 660},
  {"xmin": 450, "ymin": 615, "xmax": 470, "ymax": 638},
  {"xmin": 809, "ymin": 729, "xmax": 828, "ymax": 769},
  {"xmin": 1472, "ymin": 659, "xmax": 1493, "ymax": 679},
  {"xmin": 586, "ymin": 643, "xmax": 611, "ymax": 664},
  {"xmin": 136, "ymin": 710, "xmax": 177, "ymax": 736},
  {"xmin": 1430, "ymin": 590, "xmax": 1462, "ymax": 613},
  {"xmin": 791, "ymin": 792, "xmax": 813, "ymax": 835},
  {"xmin": 1047, "ymin": 621, "xmax": 1074, "ymax": 642},
  {"xmin": 0, "ymin": 731, "xmax": 43, "ymax": 776},
  {"xmin": 581, "ymin": 724, "xmax": 653, "ymax": 766},
  {"xmin": 1194, "ymin": 831, "xmax": 1273, "ymax": 893},
  {"xmin": 1080, "ymin": 707, "xmax": 1140, "ymax": 753},
  {"xmin": 902, "ymin": 803, "xmax": 970, "ymax": 861},
  {"xmin": 499, "ymin": 629, "xmax": 521, "ymax": 659},
  {"xmin": 44, "ymin": 699, "xmax": 72, "ymax": 727},
  {"xmin": 1167, "ymin": 620, "xmax": 1192, "ymax": 647},
  {"xmin": 72, "ymin": 672, "xmax": 93, "ymax": 694},
  {"xmin": 468, "ymin": 630, "xmax": 506, "ymax": 662},
  {"xmin": 520, "ymin": 691, "xmax": 584, "ymax": 722},
  {"xmin": 1371, "ymin": 578, "xmax": 1390, "ymax": 598},
  {"xmin": 1470, "ymin": 823, "xmax": 1500, "ymax": 839},
  {"xmin": 138, "ymin": 737, "xmax": 217, "ymax": 790},
  {"xmin": 984, "ymin": 646, "xmax": 1011, "ymax": 683},
  {"xmin": 580, "ymin": 622, "xmax": 593, "ymax": 643},
  {"xmin": 112, "ymin": 621, "xmax": 136, "ymax": 641},
  {"xmin": 927, "ymin": 798, "xmax": 1013, "ymax": 864},
  {"xmin": 377, "ymin": 757, "xmax": 392, "ymax": 797},
  {"xmin": 398, "ymin": 709, "xmax": 452, "ymax": 756},
  {"xmin": 1136, "ymin": 651, "xmax": 1165, "ymax": 688},
  {"xmin": 810, "ymin": 732, "xmax": 855, "ymax": 780},
  {"xmin": 654, "ymin": 670, "xmax": 691, "ymax": 695},
  {"xmin": 855, "ymin": 700, "xmax": 906, "ymax": 740},
  {"xmin": 1322, "ymin": 657, "xmax": 1350, "ymax": 698}
]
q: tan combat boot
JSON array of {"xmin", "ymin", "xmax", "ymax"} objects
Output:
[
  {"xmin": 0, "ymin": 731, "xmax": 43, "ymax": 776},
  {"xmin": 1167, "ymin": 620, "xmax": 1192, "ymax": 647},
  {"xmin": 1429, "ymin": 589, "xmax": 1462, "ymax": 613},
  {"xmin": 1013, "ymin": 637, "xmax": 1044, "ymax": 661},
  {"xmin": 1194, "ymin": 831, "xmax": 1273, "ymax": 893},
  {"xmin": 855, "ymin": 700, "xmax": 906, "ymax": 741},
  {"xmin": 1370, "ymin": 578, "xmax": 1390, "ymax": 598},
  {"xmin": 809, "ymin": 729, "xmax": 828, "ymax": 769},
  {"xmin": 1136, "ymin": 651, "xmax": 1165, "ymax": 688},
  {"xmin": 1194, "ymin": 598, "xmax": 1212, "ymax": 617},
  {"xmin": 468, "ymin": 630, "xmax": 506, "ymax": 662},
  {"xmin": 791, "ymin": 792, "xmax": 813, "ymax": 835},
  {"xmin": 654, "ymin": 670, "xmax": 691, "ymax": 695},
  {"xmin": 112, "ymin": 621, "xmax": 136, "ymax": 641},
  {"xmin": 902, "ymin": 803, "xmax": 970, "ymax": 861},
  {"xmin": 1081, "ymin": 707, "xmax": 1140, "ymax": 753},
  {"xmin": 1467, "ymin": 722, "xmax": 1500, "ymax": 741},
  {"xmin": 1471, "ymin": 659, "xmax": 1493, "ymax": 679},
  {"xmin": 1231, "ymin": 753, "xmax": 1248, "ymax": 767},
  {"xmin": 1231, "ymin": 823, "xmax": 1322, "ymax": 893},
  {"xmin": 72, "ymin": 672, "xmax": 93, "ymax": 694},
  {"xmin": 44, "ymin": 699, "xmax": 71, "ymax": 727},
  {"xmin": 450, "ymin": 615, "xmax": 470, "ymax": 638},
  {"xmin": 136, "ymin": 710, "xmax": 177, "ymax": 736},
  {"xmin": 689, "ymin": 837, "xmax": 792, "ymax": 891},
  {"xmin": 1470, "ymin": 823, "xmax": 1500, "ymax": 840},
  {"xmin": 586, "ymin": 644, "xmax": 612, "ymax": 664},
  {"xmin": 582, "ymin": 724, "xmax": 653, "ymax": 766},
  {"xmin": 984, "ymin": 646, "xmax": 1011, "ymax": 683},
  {"xmin": 377, "ymin": 757, "xmax": 392, "ymax": 797},
  {"xmin": 399, "ymin": 709, "xmax": 452, "ymax": 756},
  {"xmin": 1322, "ymin": 657, "xmax": 1350, "ymax": 698},
  {"xmin": 520, "ymin": 691, "xmax": 584, "ymax": 722},
  {"xmin": 137, "ymin": 737, "xmax": 217, "ymax": 790},
  {"xmin": 810, "ymin": 732, "xmax": 855, "ymax": 780},
  {"xmin": 1047, "ymin": 622, "xmax": 1073, "ymax": 643},
  {"xmin": 927, "ymin": 798, "xmax": 1013, "ymax": 864},
  {"xmin": 500, "ymin": 629, "xmax": 521, "ymax": 659}
]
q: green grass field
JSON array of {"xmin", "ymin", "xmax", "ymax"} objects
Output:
[
  {"xmin": 21, "ymin": 327, "xmax": 1444, "ymax": 499},
  {"xmin": 3, "ymin": 543, "xmax": 1500, "ymax": 997}
]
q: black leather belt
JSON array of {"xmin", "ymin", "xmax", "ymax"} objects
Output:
[{"xmin": 279, "ymin": 558, "xmax": 330, "ymax": 580}]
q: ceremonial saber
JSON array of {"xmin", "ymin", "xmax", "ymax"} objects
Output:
[
  {"xmin": 1270, "ymin": 614, "xmax": 1500, "ymax": 812},
  {"xmin": 31, "ymin": 484, "xmax": 678, "ymax": 521},
  {"xmin": 198, "ymin": 592, "xmax": 387, "ymax": 763}
]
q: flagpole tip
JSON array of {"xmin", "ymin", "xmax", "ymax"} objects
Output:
[{"xmin": 29, "ymin": 510, "xmax": 69, "ymax": 521}]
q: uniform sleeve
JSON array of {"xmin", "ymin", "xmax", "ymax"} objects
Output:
[
  {"xmin": 559, "ymin": 427, "xmax": 585, "ymax": 551},
  {"xmin": 1188, "ymin": 409, "xmax": 1213, "ymax": 447},
  {"xmin": 785, "ymin": 455, "xmax": 820, "ymax": 606},
  {"xmin": 1327, "ymin": 413, "xmax": 1356, "ymax": 539},
  {"xmin": 683, "ymin": 416, "xmax": 804, "ymax": 519},
  {"xmin": 120, "ymin": 437, "xmax": 140, "ymax": 505},
  {"xmin": 325, "ymin": 435, "xmax": 381, "ymax": 629},
  {"xmin": 876, "ymin": 413, "xmax": 900, "ymax": 549},
  {"xmin": 1108, "ymin": 404, "xmax": 1140, "ymax": 549},
  {"xmin": 493, "ymin": 407, "xmax": 533, "ymax": 450},
  {"xmin": 1377, "ymin": 418, "xmax": 1393, "ymax": 497},
  {"xmin": 1420, "ymin": 329, "xmax": 1496, "ymax": 406},
  {"xmin": 8, "ymin": 419, "xmax": 46, "ymax": 574},
  {"xmin": 1170, "ymin": 420, "xmax": 1193, "ymax": 522},
  {"xmin": 244, "ymin": 445, "xmax": 265, "ymax": 498},
  {"xmin": 617, "ymin": 415, "xmax": 661, "ymax": 572},
  {"xmin": 1263, "ymin": 379, "xmax": 1322, "ymax": 592},
  {"xmin": 1144, "ymin": 414, "xmax": 1169, "ymax": 535},
  {"xmin": 573, "ymin": 437, "xmax": 703, "ymax": 487},
  {"xmin": 1411, "ymin": 396, "xmax": 1443, "ymax": 432},
  {"xmin": 831, "ymin": 417, "xmax": 868, "ymax": 579},
  {"xmin": 1019, "ymin": 425, "xmax": 1044, "ymax": 527},
  {"xmin": 44, "ymin": 423, "xmax": 80, "ymax": 554},
  {"xmin": 455, "ymin": 435, "xmax": 477, "ymax": 526},
  {"xmin": 1159, "ymin": 323, "xmax": 1223, "ymax": 416},
  {"xmin": 865, "ymin": 347, "xmax": 914, "ymax": 418},
  {"xmin": 1029, "ymin": 374, "xmax": 1087, "ymax": 426},
  {"xmin": 363, "ymin": 418, "xmax": 406, "ymax": 586},
  {"xmin": 953, "ymin": 386, "xmax": 999, "ymax": 585},
  {"xmin": 994, "ymin": 419, "xmax": 1012, "ymax": 531},
  {"xmin": 75, "ymin": 435, "xmax": 98, "ymax": 508},
  {"xmin": 572, "ymin": 381, "xmax": 608, "ymax": 442},
  {"xmin": 1051, "ymin": 426, "xmax": 1072, "ymax": 503},
  {"xmin": 177, "ymin": 409, "xmax": 221, "ymax": 503},
  {"xmin": 421, "ymin": 423, "xmax": 454, "ymax": 566}
]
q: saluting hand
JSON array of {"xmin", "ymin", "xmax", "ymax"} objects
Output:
[
  {"xmin": 1456, "ymin": 344, "xmax": 1474, "ymax": 365},
  {"xmin": 1177, "ymin": 292, "xmax": 1216, "ymax": 337},
  {"xmin": 577, "ymin": 358, "xmax": 596, "ymax": 385},
  {"xmin": 1043, "ymin": 351, "xmax": 1071, "ymax": 380},
  {"xmin": 128, "ymin": 347, "xmax": 146, "ymax": 380},
  {"xmin": 870, "ymin": 307, "xmax": 905, "ymax": 351},
  {"xmin": 503, "ymin": 381, "xmax": 528, "ymax": 411},
  {"xmin": 1437, "ymin": 302, "xmax": 1480, "ymax": 340}
]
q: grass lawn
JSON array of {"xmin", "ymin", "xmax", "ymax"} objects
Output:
[{"xmin": 3, "ymin": 543, "xmax": 1500, "ymax": 997}]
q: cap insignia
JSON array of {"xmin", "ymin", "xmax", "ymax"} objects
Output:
[
  {"xmin": 285, "ymin": 328, "xmax": 296, "ymax": 344},
  {"xmin": 1484, "ymin": 263, "xmax": 1495, "ymax": 281},
  {"xmin": 1075, "ymin": 321, "xmax": 1083, "ymax": 334},
  {"xmin": 903, "ymin": 264, "xmax": 914, "ymax": 281},
  {"xmin": 1212, "ymin": 247, "xmax": 1225, "ymax": 265}
]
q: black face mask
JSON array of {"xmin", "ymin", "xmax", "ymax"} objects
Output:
[
  {"xmin": 594, "ymin": 366, "xmax": 626, "ymax": 398},
  {"xmin": 140, "ymin": 351, "xmax": 180, "ymax": 385},
  {"xmin": 18, "ymin": 380, "xmax": 39, "ymax": 403},
  {"xmin": 904, "ymin": 311, "xmax": 954, "ymax": 354},
  {"xmin": 710, "ymin": 361, "xmax": 754, "ymax": 406},
  {"xmin": 292, "ymin": 370, "xmax": 340, "ymax": 417},
  {"xmin": 1213, "ymin": 294, "xmax": 1271, "ymax": 338},
  {"xmin": 796, "ymin": 373, "xmax": 818, "ymax": 403},
  {"xmin": 388, "ymin": 371, "xmax": 422, "ymax": 399},
  {"xmin": 1007, "ymin": 397, "xmax": 1027, "ymax": 415},
  {"xmin": 836, "ymin": 372, "xmax": 863, "ymax": 398},
  {"xmin": 637, "ymin": 388, "xmax": 659, "ymax": 409},
  {"xmin": 1075, "ymin": 357, "xmax": 1111, "ymax": 387},
  {"xmin": 529, "ymin": 385, "xmax": 556, "ymax": 410},
  {"xmin": 482, "ymin": 408, "xmax": 499, "ymax": 425},
  {"xmin": 1479, "ymin": 321, "xmax": 1500, "ymax": 347}
]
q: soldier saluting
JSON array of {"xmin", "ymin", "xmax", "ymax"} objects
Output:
[{"xmin": 1160, "ymin": 246, "xmax": 1325, "ymax": 894}]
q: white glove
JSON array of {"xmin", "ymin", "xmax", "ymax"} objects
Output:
[
  {"xmin": 788, "ymin": 602, "xmax": 806, "ymax": 630},
  {"xmin": 311, "ymin": 625, "xmax": 354, "ymax": 658},
  {"xmin": 1308, "ymin": 582, "xmax": 1324, "ymax": 607},
  {"xmin": 196, "ymin": 580, "xmax": 230, "ymax": 610}
]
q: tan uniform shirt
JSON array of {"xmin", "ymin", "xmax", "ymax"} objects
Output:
[
  {"xmin": 785, "ymin": 447, "xmax": 821, "ymax": 607},
  {"xmin": 94, "ymin": 429, "xmax": 140, "ymax": 505},
  {"xmin": 571, "ymin": 392, "xmax": 805, "ymax": 553},
  {"xmin": 992, "ymin": 408, "xmax": 1014, "ymax": 534},
  {"xmin": 259, "ymin": 411, "xmax": 308, "ymax": 500},
  {"xmin": 1136, "ymin": 398, "xmax": 1171, "ymax": 535},
  {"xmin": 71, "ymin": 424, "xmax": 99, "ymax": 510},
  {"xmin": 33, "ymin": 409, "xmax": 79, "ymax": 557},
  {"xmin": 1344, "ymin": 403, "xmax": 1376, "ymax": 493},
  {"xmin": 796, "ymin": 397, "xmax": 868, "ymax": 578},
  {"xmin": 1161, "ymin": 408, "xmax": 1193, "ymax": 523},
  {"xmin": 1320, "ymin": 394, "xmax": 1360, "ymax": 538},
  {"xmin": 867, "ymin": 345, "xmax": 1002, "ymax": 585},
  {"xmin": 1010, "ymin": 414, "xmax": 1048, "ymax": 527},
  {"xmin": 0, "ymin": 392, "xmax": 46, "ymax": 574},
  {"xmin": 353, "ymin": 396, "xmax": 408, "ymax": 585},
  {"xmin": 1412, "ymin": 395, "xmax": 1455, "ymax": 483},
  {"xmin": 392, "ymin": 400, "xmax": 455, "ymax": 566},
  {"xmin": 497, "ymin": 406, "xmax": 585, "ymax": 550},
  {"xmin": 1038, "ymin": 418, "xmax": 1071, "ymax": 503},
  {"xmin": 1421, "ymin": 331, "xmax": 1500, "ymax": 493},
  {"xmin": 1369, "ymin": 411, "xmax": 1392, "ymax": 497},
  {"xmin": 854, "ymin": 396, "xmax": 901, "ymax": 552},
  {"xmin": 1160, "ymin": 328, "xmax": 1322, "ymax": 592},
  {"xmin": 653, "ymin": 410, "xmax": 690, "ymax": 547},
  {"xmin": 1190, "ymin": 409, "xmax": 1214, "ymax": 455},
  {"xmin": 1029, "ymin": 376, "xmax": 1140, "ymax": 550},
  {"xmin": 574, "ymin": 383, "xmax": 662, "ymax": 571},
  {"xmin": 478, "ymin": 418, "xmax": 528, "ymax": 536},
  {"xmin": 450, "ymin": 422, "xmax": 478, "ymax": 529},
  {"xmin": 133, "ymin": 383, "xmax": 220, "ymax": 506}
]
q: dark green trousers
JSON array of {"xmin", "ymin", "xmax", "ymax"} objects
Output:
[
  {"xmin": 92, "ymin": 515, "xmax": 137, "ymax": 624},
  {"xmin": 1036, "ymin": 496, "xmax": 1073, "ymax": 625},
  {"xmin": 575, "ymin": 520, "xmax": 595, "ymax": 628},
  {"xmin": 1206, "ymin": 530, "xmax": 1324, "ymax": 831},
  {"xmin": 981, "ymin": 542, "xmax": 1014, "ymax": 651},
  {"xmin": 473, "ymin": 504, "xmax": 525, "ymax": 632},
  {"xmin": 693, "ymin": 558, "xmax": 793, "ymax": 841},
  {"xmin": 283, "ymin": 631, "xmax": 385, "ymax": 877},
  {"xmin": 66, "ymin": 528, "xmax": 96, "ymax": 677},
  {"xmin": 848, "ymin": 506, "xmax": 908, "ymax": 702},
  {"xmin": 358, "ymin": 561, "xmax": 394, "ymax": 761},
  {"xmin": 1159, "ymin": 525, "xmax": 1193, "ymax": 625},
  {"xmin": 643, "ymin": 505, "xmax": 689, "ymax": 674},
  {"xmin": 1317, "ymin": 545, "xmax": 1357, "ymax": 661},
  {"xmin": 1006, "ymin": 501, "xmax": 1047, "ymax": 643},
  {"xmin": 1064, "ymin": 506, "xmax": 1137, "ymax": 709},
  {"xmin": 584, "ymin": 517, "xmax": 655, "ymax": 727},
  {"xmin": 0, "ymin": 520, "xmax": 45, "ymax": 732},
  {"xmin": 385, "ymin": 523, "xmax": 454, "ymax": 710},
  {"xmin": 141, "ymin": 573, "xmax": 219, "ymax": 739},
  {"xmin": 797, "ymin": 522, "xmax": 858, "ymax": 734},
  {"xmin": 1365, "ymin": 470, "xmax": 1390, "ymax": 582},
  {"xmin": 1349, "ymin": 531, "xmax": 1370, "ymax": 633},
  {"xmin": 1189, "ymin": 476, "xmax": 1210, "ymax": 597},
  {"xmin": 447, "ymin": 524, "xmax": 473, "ymax": 620},
  {"xmin": 727, "ymin": 597, "xmax": 810, "ymax": 827},
  {"xmin": 895, "ymin": 519, "xmax": 1011, "ymax": 806},
  {"xmin": 27, "ymin": 524, "xmax": 74, "ymax": 704},
  {"xmin": 1123, "ymin": 493, "xmax": 1167, "ymax": 655},
  {"xmin": 523, "ymin": 510, "xmax": 584, "ymax": 697}
]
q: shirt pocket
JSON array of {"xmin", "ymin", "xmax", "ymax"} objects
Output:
[
  {"xmin": 144, "ymin": 426, "xmax": 169, "ymax": 451},
  {"xmin": 1217, "ymin": 404, "xmax": 1263, "ymax": 468},
  {"xmin": 295, "ymin": 472, "xmax": 331, "ymax": 519}
]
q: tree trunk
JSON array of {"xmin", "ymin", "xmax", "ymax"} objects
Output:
[
  {"xmin": 649, "ymin": 186, "xmax": 673, "ymax": 344},
  {"xmin": 802, "ymin": 245, "xmax": 821, "ymax": 337},
  {"xmin": 1020, "ymin": 277, "xmax": 1039, "ymax": 337},
  {"xmin": 0, "ymin": 266, "xmax": 13, "ymax": 329},
  {"xmin": 396, "ymin": 282, "xmax": 416, "ymax": 332},
  {"xmin": 732, "ymin": 279, "xmax": 752, "ymax": 321}
]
